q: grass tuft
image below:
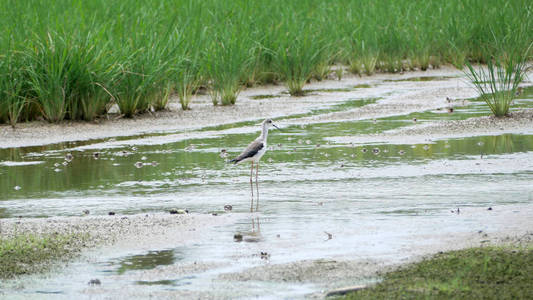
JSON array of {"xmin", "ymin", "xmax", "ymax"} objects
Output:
[
  {"xmin": 341, "ymin": 245, "xmax": 533, "ymax": 299},
  {"xmin": 0, "ymin": 232, "xmax": 88, "ymax": 279},
  {"xmin": 465, "ymin": 45, "xmax": 531, "ymax": 117}
]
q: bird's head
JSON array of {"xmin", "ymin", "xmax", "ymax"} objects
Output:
[{"xmin": 263, "ymin": 118, "xmax": 280, "ymax": 130}]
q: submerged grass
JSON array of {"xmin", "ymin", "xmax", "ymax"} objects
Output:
[
  {"xmin": 0, "ymin": 232, "xmax": 88, "ymax": 278},
  {"xmin": 340, "ymin": 245, "xmax": 533, "ymax": 299},
  {"xmin": 0, "ymin": 0, "xmax": 531, "ymax": 123}
]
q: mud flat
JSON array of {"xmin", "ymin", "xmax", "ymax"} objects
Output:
[
  {"xmin": 3, "ymin": 66, "xmax": 522, "ymax": 149},
  {"xmin": 327, "ymin": 109, "xmax": 533, "ymax": 145}
]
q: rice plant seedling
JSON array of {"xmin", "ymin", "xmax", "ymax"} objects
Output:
[
  {"xmin": 274, "ymin": 33, "xmax": 328, "ymax": 96},
  {"xmin": 206, "ymin": 31, "xmax": 250, "ymax": 106},
  {"xmin": 465, "ymin": 46, "xmax": 531, "ymax": 117},
  {"xmin": 0, "ymin": 0, "xmax": 531, "ymax": 123},
  {"xmin": 0, "ymin": 54, "xmax": 29, "ymax": 127}
]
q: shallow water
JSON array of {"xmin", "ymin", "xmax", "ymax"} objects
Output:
[{"xmin": 0, "ymin": 81, "xmax": 532, "ymax": 298}]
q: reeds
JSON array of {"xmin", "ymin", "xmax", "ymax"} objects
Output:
[{"xmin": 0, "ymin": 0, "xmax": 531, "ymax": 124}]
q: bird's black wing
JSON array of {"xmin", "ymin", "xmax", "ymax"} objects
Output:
[{"xmin": 230, "ymin": 140, "xmax": 264, "ymax": 164}]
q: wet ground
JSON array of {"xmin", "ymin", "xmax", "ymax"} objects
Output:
[{"xmin": 1, "ymin": 72, "xmax": 532, "ymax": 299}]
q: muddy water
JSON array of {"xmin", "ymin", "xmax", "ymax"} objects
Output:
[{"xmin": 0, "ymin": 81, "xmax": 532, "ymax": 299}]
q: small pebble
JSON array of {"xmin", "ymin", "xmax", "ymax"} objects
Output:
[
  {"xmin": 83, "ymin": 210, "xmax": 90, "ymax": 215},
  {"xmin": 88, "ymin": 278, "xmax": 101, "ymax": 285},
  {"xmin": 224, "ymin": 205, "xmax": 233, "ymax": 211},
  {"xmin": 108, "ymin": 212, "xmax": 116, "ymax": 216},
  {"xmin": 488, "ymin": 207, "xmax": 493, "ymax": 211},
  {"xmin": 234, "ymin": 233, "xmax": 243, "ymax": 242}
]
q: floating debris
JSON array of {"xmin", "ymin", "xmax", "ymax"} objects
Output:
[
  {"xmin": 324, "ymin": 231, "xmax": 333, "ymax": 240},
  {"xmin": 372, "ymin": 148, "xmax": 380, "ymax": 154},
  {"xmin": 412, "ymin": 118, "xmax": 417, "ymax": 123},
  {"xmin": 108, "ymin": 212, "xmax": 116, "ymax": 216},
  {"xmin": 88, "ymin": 278, "xmax": 101, "ymax": 286},
  {"xmin": 131, "ymin": 147, "xmax": 138, "ymax": 151},
  {"xmin": 54, "ymin": 163, "xmax": 60, "ymax": 167},
  {"xmin": 220, "ymin": 149, "xmax": 228, "ymax": 159},
  {"xmin": 399, "ymin": 150, "xmax": 406, "ymax": 155},
  {"xmin": 477, "ymin": 141, "xmax": 484, "ymax": 147},
  {"xmin": 134, "ymin": 162, "xmax": 143, "ymax": 168},
  {"xmin": 184, "ymin": 145, "xmax": 196, "ymax": 151},
  {"xmin": 169, "ymin": 209, "xmax": 187, "ymax": 214},
  {"xmin": 488, "ymin": 207, "xmax": 493, "ymax": 211},
  {"xmin": 93, "ymin": 152, "xmax": 100, "ymax": 159},
  {"xmin": 316, "ymin": 143, "xmax": 321, "ymax": 148},
  {"xmin": 361, "ymin": 148, "xmax": 367, "ymax": 153},
  {"xmin": 151, "ymin": 161, "xmax": 159, "ymax": 166},
  {"xmin": 13, "ymin": 185, "xmax": 21, "ymax": 191},
  {"xmin": 297, "ymin": 139, "xmax": 303, "ymax": 144},
  {"xmin": 447, "ymin": 107, "xmax": 454, "ymax": 113},
  {"xmin": 233, "ymin": 233, "xmax": 243, "ymax": 242},
  {"xmin": 287, "ymin": 137, "xmax": 292, "ymax": 141},
  {"xmin": 260, "ymin": 251, "xmax": 270, "ymax": 259},
  {"xmin": 446, "ymin": 97, "xmax": 452, "ymax": 103},
  {"xmin": 423, "ymin": 145, "xmax": 430, "ymax": 151},
  {"xmin": 141, "ymin": 156, "xmax": 147, "ymax": 161},
  {"xmin": 83, "ymin": 210, "xmax": 90, "ymax": 215},
  {"xmin": 62, "ymin": 161, "xmax": 69, "ymax": 166},
  {"xmin": 54, "ymin": 168, "xmax": 62, "ymax": 172},
  {"xmin": 372, "ymin": 119, "xmax": 377, "ymax": 124},
  {"xmin": 224, "ymin": 205, "xmax": 233, "ymax": 211},
  {"xmin": 305, "ymin": 140, "xmax": 311, "ymax": 145},
  {"xmin": 65, "ymin": 153, "xmax": 73, "ymax": 162}
]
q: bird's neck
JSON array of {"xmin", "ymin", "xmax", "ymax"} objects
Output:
[{"xmin": 259, "ymin": 125, "xmax": 269, "ymax": 141}]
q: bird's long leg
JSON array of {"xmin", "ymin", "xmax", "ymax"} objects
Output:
[
  {"xmin": 250, "ymin": 161, "xmax": 254, "ymax": 212},
  {"xmin": 256, "ymin": 162, "xmax": 260, "ymax": 211}
]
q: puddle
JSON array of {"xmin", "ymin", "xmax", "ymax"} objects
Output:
[
  {"xmin": 112, "ymin": 249, "xmax": 179, "ymax": 275},
  {"xmin": 353, "ymin": 83, "xmax": 372, "ymax": 88},
  {"xmin": 1, "ymin": 73, "xmax": 532, "ymax": 299},
  {"xmin": 250, "ymin": 94, "xmax": 283, "ymax": 100},
  {"xmin": 383, "ymin": 75, "xmax": 457, "ymax": 82}
]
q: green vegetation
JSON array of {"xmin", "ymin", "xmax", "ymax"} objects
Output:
[
  {"xmin": 465, "ymin": 45, "xmax": 532, "ymax": 117},
  {"xmin": 0, "ymin": 232, "xmax": 87, "ymax": 278},
  {"xmin": 0, "ymin": 0, "xmax": 531, "ymax": 124},
  {"xmin": 340, "ymin": 246, "xmax": 533, "ymax": 299}
]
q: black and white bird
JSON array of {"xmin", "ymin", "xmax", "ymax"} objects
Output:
[{"xmin": 230, "ymin": 118, "xmax": 279, "ymax": 212}]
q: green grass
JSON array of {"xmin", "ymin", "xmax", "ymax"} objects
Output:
[
  {"xmin": 465, "ymin": 45, "xmax": 531, "ymax": 117},
  {"xmin": 340, "ymin": 245, "xmax": 533, "ymax": 299},
  {"xmin": 0, "ymin": 0, "xmax": 531, "ymax": 124},
  {"xmin": 0, "ymin": 232, "xmax": 88, "ymax": 278}
]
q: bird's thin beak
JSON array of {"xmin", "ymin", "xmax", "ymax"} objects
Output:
[{"xmin": 272, "ymin": 124, "xmax": 280, "ymax": 130}]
